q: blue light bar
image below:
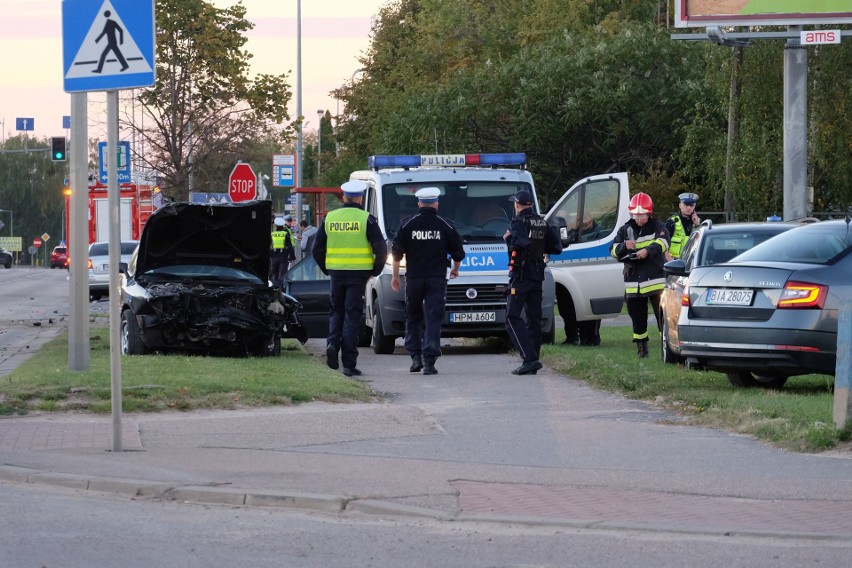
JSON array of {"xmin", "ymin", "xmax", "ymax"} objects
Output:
[
  {"xmin": 368, "ymin": 153, "xmax": 527, "ymax": 170},
  {"xmin": 368, "ymin": 155, "xmax": 422, "ymax": 169}
]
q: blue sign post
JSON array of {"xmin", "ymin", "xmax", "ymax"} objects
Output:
[
  {"xmin": 62, "ymin": 0, "xmax": 156, "ymax": 93},
  {"xmin": 98, "ymin": 141, "xmax": 132, "ymax": 183},
  {"xmin": 15, "ymin": 118, "xmax": 34, "ymax": 131}
]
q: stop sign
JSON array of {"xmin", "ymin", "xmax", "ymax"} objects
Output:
[
  {"xmin": 33, "ymin": 238, "xmax": 42, "ymax": 248},
  {"xmin": 228, "ymin": 163, "xmax": 257, "ymax": 202}
]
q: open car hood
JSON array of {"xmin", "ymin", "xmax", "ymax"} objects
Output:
[{"xmin": 135, "ymin": 200, "xmax": 272, "ymax": 280}]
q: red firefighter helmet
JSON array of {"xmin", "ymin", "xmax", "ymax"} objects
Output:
[{"xmin": 628, "ymin": 192, "xmax": 653, "ymax": 215}]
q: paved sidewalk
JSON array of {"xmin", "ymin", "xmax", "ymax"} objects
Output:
[{"xmin": 2, "ymin": 337, "xmax": 852, "ymax": 539}]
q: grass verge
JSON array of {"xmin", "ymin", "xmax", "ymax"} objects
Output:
[
  {"xmin": 540, "ymin": 325, "xmax": 850, "ymax": 453},
  {"xmin": 0, "ymin": 328, "xmax": 377, "ymax": 415}
]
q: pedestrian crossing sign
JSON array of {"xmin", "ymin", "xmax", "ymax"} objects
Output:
[{"xmin": 62, "ymin": 0, "xmax": 155, "ymax": 93}]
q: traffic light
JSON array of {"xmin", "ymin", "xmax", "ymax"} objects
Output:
[{"xmin": 51, "ymin": 136, "xmax": 67, "ymax": 162}]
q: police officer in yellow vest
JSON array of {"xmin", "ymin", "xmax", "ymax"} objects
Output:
[
  {"xmin": 313, "ymin": 180, "xmax": 387, "ymax": 377},
  {"xmin": 270, "ymin": 216, "xmax": 296, "ymax": 288},
  {"xmin": 665, "ymin": 192, "xmax": 700, "ymax": 260}
]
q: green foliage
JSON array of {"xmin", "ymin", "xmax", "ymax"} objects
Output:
[
  {"xmin": 132, "ymin": 0, "xmax": 294, "ymax": 200},
  {"xmin": 0, "ymin": 134, "xmax": 68, "ymax": 260},
  {"xmin": 332, "ymin": 1, "xmax": 851, "ymax": 220}
]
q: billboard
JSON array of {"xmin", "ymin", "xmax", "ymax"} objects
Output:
[{"xmin": 675, "ymin": 0, "xmax": 852, "ymax": 28}]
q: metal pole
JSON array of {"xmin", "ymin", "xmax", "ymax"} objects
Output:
[
  {"xmin": 107, "ymin": 91, "xmax": 123, "ymax": 452},
  {"xmin": 294, "ymin": 0, "xmax": 304, "ymax": 223},
  {"xmin": 783, "ymin": 25, "xmax": 808, "ymax": 220},
  {"xmin": 317, "ymin": 109, "xmax": 323, "ymax": 178},
  {"xmin": 68, "ymin": 93, "xmax": 90, "ymax": 371}
]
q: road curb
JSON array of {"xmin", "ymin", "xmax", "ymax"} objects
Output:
[{"xmin": 3, "ymin": 464, "xmax": 851, "ymax": 540}]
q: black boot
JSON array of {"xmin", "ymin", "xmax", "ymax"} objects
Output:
[
  {"xmin": 636, "ymin": 340, "xmax": 649, "ymax": 358},
  {"xmin": 422, "ymin": 361, "xmax": 438, "ymax": 375},
  {"xmin": 410, "ymin": 354, "xmax": 423, "ymax": 373},
  {"xmin": 512, "ymin": 360, "xmax": 543, "ymax": 375}
]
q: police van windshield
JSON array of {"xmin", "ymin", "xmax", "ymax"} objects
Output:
[{"xmin": 382, "ymin": 182, "xmax": 531, "ymax": 241}]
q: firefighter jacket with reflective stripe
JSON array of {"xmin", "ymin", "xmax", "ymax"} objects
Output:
[{"xmin": 610, "ymin": 218, "xmax": 669, "ymax": 297}]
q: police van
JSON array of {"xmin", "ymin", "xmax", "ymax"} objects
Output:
[{"xmin": 347, "ymin": 153, "xmax": 629, "ymax": 353}]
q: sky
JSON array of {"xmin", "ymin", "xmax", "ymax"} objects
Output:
[{"xmin": 0, "ymin": 0, "xmax": 388, "ymax": 142}]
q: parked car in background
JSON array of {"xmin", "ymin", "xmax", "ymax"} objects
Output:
[
  {"xmin": 0, "ymin": 248, "xmax": 12, "ymax": 269},
  {"xmin": 119, "ymin": 200, "xmax": 305, "ymax": 357},
  {"xmin": 88, "ymin": 240, "xmax": 139, "ymax": 300},
  {"xmin": 50, "ymin": 245, "xmax": 68, "ymax": 269},
  {"xmin": 668, "ymin": 219, "xmax": 852, "ymax": 388},
  {"xmin": 660, "ymin": 220, "xmax": 798, "ymax": 365},
  {"xmin": 284, "ymin": 254, "xmax": 371, "ymax": 347}
]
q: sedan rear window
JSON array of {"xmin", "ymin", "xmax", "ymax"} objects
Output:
[{"xmin": 734, "ymin": 224, "xmax": 852, "ymax": 264}]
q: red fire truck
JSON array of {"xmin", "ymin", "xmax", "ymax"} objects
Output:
[{"xmin": 64, "ymin": 182, "xmax": 158, "ymax": 244}]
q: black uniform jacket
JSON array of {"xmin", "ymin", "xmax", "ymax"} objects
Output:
[
  {"xmin": 391, "ymin": 207, "xmax": 465, "ymax": 279},
  {"xmin": 503, "ymin": 208, "xmax": 563, "ymax": 282}
]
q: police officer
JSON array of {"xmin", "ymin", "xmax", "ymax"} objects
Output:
[
  {"xmin": 270, "ymin": 216, "xmax": 295, "ymax": 288},
  {"xmin": 611, "ymin": 192, "xmax": 670, "ymax": 358},
  {"xmin": 390, "ymin": 187, "xmax": 465, "ymax": 375},
  {"xmin": 313, "ymin": 180, "xmax": 387, "ymax": 377},
  {"xmin": 503, "ymin": 190, "xmax": 563, "ymax": 375},
  {"xmin": 665, "ymin": 192, "xmax": 700, "ymax": 260}
]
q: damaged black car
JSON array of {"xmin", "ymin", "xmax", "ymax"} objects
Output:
[{"xmin": 119, "ymin": 200, "xmax": 306, "ymax": 357}]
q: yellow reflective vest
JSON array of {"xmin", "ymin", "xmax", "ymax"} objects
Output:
[
  {"xmin": 324, "ymin": 208, "xmax": 374, "ymax": 270},
  {"xmin": 668, "ymin": 215, "xmax": 688, "ymax": 258},
  {"xmin": 271, "ymin": 228, "xmax": 292, "ymax": 250}
]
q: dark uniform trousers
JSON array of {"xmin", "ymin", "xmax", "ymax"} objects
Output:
[
  {"xmin": 404, "ymin": 276, "xmax": 447, "ymax": 364},
  {"xmin": 506, "ymin": 277, "xmax": 543, "ymax": 364},
  {"xmin": 270, "ymin": 251, "xmax": 289, "ymax": 287},
  {"xmin": 329, "ymin": 274, "xmax": 369, "ymax": 369}
]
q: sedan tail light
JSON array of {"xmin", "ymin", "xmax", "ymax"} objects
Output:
[
  {"xmin": 681, "ymin": 284, "xmax": 690, "ymax": 307},
  {"xmin": 777, "ymin": 281, "xmax": 827, "ymax": 309},
  {"xmin": 87, "ymin": 259, "xmax": 93, "ymax": 270}
]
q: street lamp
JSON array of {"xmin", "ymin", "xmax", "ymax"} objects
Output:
[{"xmin": 316, "ymin": 109, "xmax": 324, "ymax": 178}]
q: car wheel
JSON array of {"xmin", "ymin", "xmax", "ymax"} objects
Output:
[
  {"xmin": 357, "ymin": 323, "xmax": 372, "ymax": 348},
  {"xmin": 542, "ymin": 318, "xmax": 555, "ymax": 345},
  {"xmin": 371, "ymin": 299, "xmax": 396, "ymax": 354},
  {"xmin": 726, "ymin": 371, "xmax": 788, "ymax": 389},
  {"xmin": 2, "ymin": 260, "xmax": 10, "ymax": 269},
  {"xmin": 120, "ymin": 310, "xmax": 148, "ymax": 355},
  {"xmin": 661, "ymin": 319, "xmax": 681, "ymax": 365}
]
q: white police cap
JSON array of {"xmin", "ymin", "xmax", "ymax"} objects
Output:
[
  {"xmin": 678, "ymin": 192, "xmax": 699, "ymax": 204},
  {"xmin": 341, "ymin": 180, "xmax": 368, "ymax": 196},
  {"xmin": 415, "ymin": 187, "xmax": 440, "ymax": 203},
  {"xmin": 273, "ymin": 216, "xmax": 286, "ymax": 227}
]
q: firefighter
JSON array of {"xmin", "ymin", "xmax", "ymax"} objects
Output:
[
  {"xmin": 503, "ymin": 190, "xmax": 563, "ymax": 375},
  {"xmin": 611, "ymin": 192, "xmax": 670, "ymax": 358},
  {"xmin": 313, "ymin": 180, "xmax": 387, "ymax": 377},
  {"xmin": 390, "ymin": 187, "xmax": 465, "ymax": 376},
  {"xmin": 665, "ymin": 192, "xmax": 700, "ymax": 260}
]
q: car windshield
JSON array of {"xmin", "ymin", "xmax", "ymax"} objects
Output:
[
  {"xmin": 143, "ymin": 264, "xmax": 264, "ymax": 284},
  {"xmin": 381, "ymin": 181, "xmax": 530, "ymax": 241},
  {"xmin": 733, "ymin": 223, "xmax": 852, "ymax": 264}
]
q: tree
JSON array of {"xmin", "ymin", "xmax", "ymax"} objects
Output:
[{"xmin": 131, "ymin": 0, "xmax": 293, "ymax": 201}]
